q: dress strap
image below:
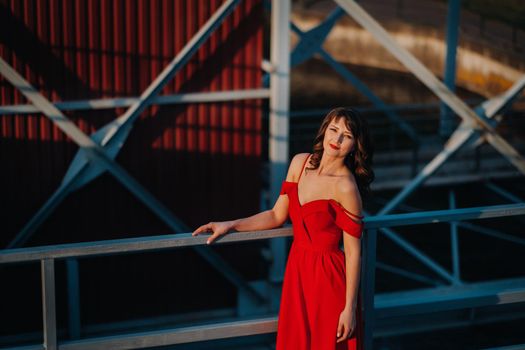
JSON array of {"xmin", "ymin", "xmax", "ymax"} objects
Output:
[
  {"xmin": 333, "ymin": 200, "xmax": 364, "ymax": 219},
  {"xmin": 297, "ymin": 153, "xmax": 311, "ymax": 182},
  {"xmin": 330, "ymin": 200, "xmax": 364, "ymax": 239}
]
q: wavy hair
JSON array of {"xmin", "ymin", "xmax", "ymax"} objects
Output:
[{"xmin": 307, "ymin": 107, "xmax": 375, "ymax": 202}]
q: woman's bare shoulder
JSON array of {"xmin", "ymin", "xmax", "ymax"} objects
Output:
[
  {"xmin": 335, "ymin": 174, "xmax": 362, "ymax": 213},
  {"xmin": 285, "ymin": 153, "xmax": 310, "ymax": 182},
  {"xmin": 291, "ymin": 152, "xmax": 310, "ymax": 165}
]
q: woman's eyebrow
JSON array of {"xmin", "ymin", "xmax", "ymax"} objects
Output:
[{"xmin": 330, "ymin": 124, "xmax": 352, "ymax": 135}]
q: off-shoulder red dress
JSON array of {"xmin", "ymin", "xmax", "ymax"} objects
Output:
[{"xmin": 275, "ymin": 154, "xmax": 365, "ymax": 350}]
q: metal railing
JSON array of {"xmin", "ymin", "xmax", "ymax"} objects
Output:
[{"xmin": 1, "ymin": 202, "xmax": 525, "ymax": 350}]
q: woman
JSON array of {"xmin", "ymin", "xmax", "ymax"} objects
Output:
[{"xmin": 193, "ymin": 107, "xmax": 374, "ymax": 349}]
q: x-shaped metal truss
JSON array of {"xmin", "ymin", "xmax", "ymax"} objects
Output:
[{"xmin": 0, "ymin": 0, "xmax": 266, "ymax": 304}]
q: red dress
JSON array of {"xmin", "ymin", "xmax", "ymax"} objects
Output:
[{"xmin": 276, "ymin": 155, "xmax": 365, "ymax": 350}]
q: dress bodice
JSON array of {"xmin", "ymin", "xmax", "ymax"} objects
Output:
[{"xmin": 280, "ymin": 180, "xmax": 364, "ymax": 250}]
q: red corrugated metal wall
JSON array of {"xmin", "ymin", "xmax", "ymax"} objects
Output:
[
  {"xmin": 0, "ymin": 0, "xmax": 264, "ymax": 336},
  {"xmin": 0, "ymin": 0, "xmax": 263, "ymax": 246}
]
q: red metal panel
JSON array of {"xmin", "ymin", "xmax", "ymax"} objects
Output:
[
  {"xmin": 1, "ymin": 1, "xmax": 265, "ymax": 335},
  {"xmin": 0, "ymin": 0, "xmax": 264, "ymax": 244}
]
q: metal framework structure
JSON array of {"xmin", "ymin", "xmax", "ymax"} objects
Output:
[
  {"xmin": 1, "ymin": 0, "xmax": 271, "ymax": 342},
  {"xmin": 1, "ymin": 0, "xmax": 525, "ymax": 349},
  {"xmin": 1, "ymin": 203, "xmax": 525, "ymax": 349}
]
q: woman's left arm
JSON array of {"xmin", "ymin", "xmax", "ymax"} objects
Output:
[
  {"xmin": 338, "ymin": 177, "xmax": 363, "ymax": 310},
  {"xmin": 336, "ymin": 178, "xmax": 363, "ymax": 342},
  {"xmin": 343, "ymin": 233, "xmax": 361, "ymax": 311},
  {"xmin": 337, "ymin": 235, "xmax": 361, "ymax": 342}
]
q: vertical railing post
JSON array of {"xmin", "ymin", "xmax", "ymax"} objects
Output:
[
  {"xmin": 41, "ymin": 258, "xmax": 57, "ymax": 350},
  {"xmin": 362, "ymin": 228, "xmax": 377, "ymax": 349},
  {"xmin": 268, "ymin": 0, "xmax": 291, "ymax": 292},
  {"xmin": 448, "ymin": 190, "xmax": 461, "ymax": 284},
  {"xmin": 66, "ymin": 258, "xmax": 81, "ymax": 338}
]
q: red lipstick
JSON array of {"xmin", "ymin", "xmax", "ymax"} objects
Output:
[{"xmin": 329, "ymin": 143, "xmax": 340, "ymax": 150}]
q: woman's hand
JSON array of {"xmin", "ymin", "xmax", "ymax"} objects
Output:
[
  {"xmin": 336, "ymin": 307, "xmax": 356, "ymax": 343},
  {"xmin": 192, "ymin": 220, "xmax": 235, "ymax": 245}
]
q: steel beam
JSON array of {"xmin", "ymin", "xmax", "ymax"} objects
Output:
[
  {"xmin": 459, "ymin": 221, "xmax": 525, "ymax": 246},
  {"xmin": 41, "ymin": 259, "xmax": 57, "ymax": 350},
  {"xmin": 8, "ymin": 179, "xmax": 81, "ymax": 247},
  {"xmin": 288, "ymin": 11, "xmax": 419, "ymax": 144},
  {"xmin": 0, "ymin": 60, "xmax": 266, "ymax": 305},
  {"xmin": 376, "ymin": 261, "xmax": 443, "ymax": 286},
  {"xmin": 378, "ymin": 194, "xmax": 525, "ymax": 246},
  {"xmin": 1, "ymin": 203, "xmax": 525, "ymax": 349},
  {"xmin": 448, "ymin": 190, "xmax": 461, "ymax": 284},
  {"xmin": 0, "ymin": 89, "xmax": 270, "ymax": 115},
  {"xmin": 6, "ymin": 276, "xmax": 525, "ymax": 350},
  {"xmin": 334, "ymin": 0, "xmax": 525, "ymax": 175},
  {"xmin": 4, "ymin": 203, "xmax": 525, "ymax": 264},
  {"xmin": 364, "ymin": 203, "xmax": 525, "ymax": 229},
  {"xmin": 290, "ymin": 8, "xmax": 344, "ymax": 67},
  {"xmin": 58, "ymin": 317, "xmax": 278, "ymax": 350},
  {"xmin": 375, "ymin": 277, "xmax": 525, "ymax": 318},
  {"xmin": 60, "ymin": 0, "xmax": 243, "ymax": 193},
  {"xmin": 268, "ymin": 0, "xmax": 291, "ymax": 284},
  {"xmin": 7, "ymin": 0, "xmax": 244, "ymax": 246},
  {"xmin": 484, "ymin": 180, "xmax": 524, "ymax": 204},
  {"xmin": 316, "ymin": 47, "xmax": 420, "ymax": 144},
  {"xmin": 1, "ymin": 0, "xmax": 267, "ymax": 303},
  {"xmin": 0, "ymin": 57, "xmax": 186, "ymax": 247},
  {"xmin": 379, "ymin": 76, "xmax": 525, "ymax": 215},
  {"xmin": 374, "ymin": 221, "xmax": 458, "ymax": 284}
]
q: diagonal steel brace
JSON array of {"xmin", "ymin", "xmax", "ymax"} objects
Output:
[
  {"xmin": 365, "ymin": 78, "xmax": 525, "ymax": 284},
  {"xmin": 289, "ymin": 11, "xmax": 419, "ymax": 144},
  {"xmin": 1, "ymin": 0, "xmax": 266, "ymax": 304},
  {"xmin": 335, "ymin": 0, "xmax": 525, "ymax": 175},
  {"xmin": 0, "ymin": 57, "xmax": 265, "ymax": 304},
  {"xmin": 334, "ymin": 0, "xmax": 525, "ymax": 283}
]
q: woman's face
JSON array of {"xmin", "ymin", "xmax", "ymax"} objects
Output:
[{"xmin": 323, "ymin": 116, "xmax": 355, "ymax": 158}]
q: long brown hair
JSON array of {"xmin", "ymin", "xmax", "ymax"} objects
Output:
[{"xmin": 307, "ymin": 107, "xmax": 375, "ymax": 202}]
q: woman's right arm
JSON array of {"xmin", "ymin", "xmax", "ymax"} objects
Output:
[{"xmin": 192, "ymin": 153, "xmax": 309, "ymax": 244}]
